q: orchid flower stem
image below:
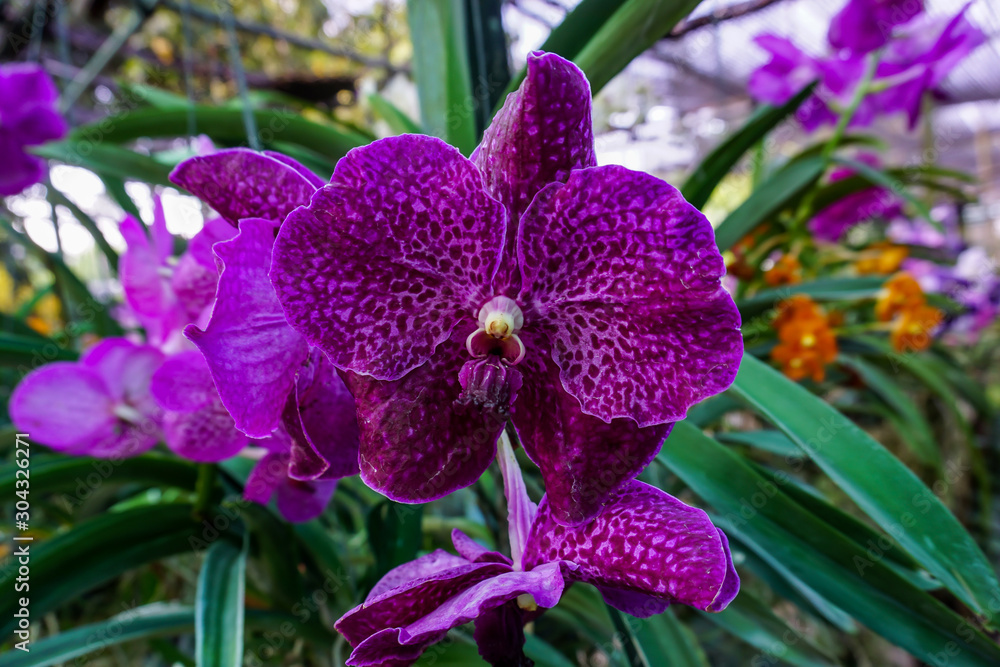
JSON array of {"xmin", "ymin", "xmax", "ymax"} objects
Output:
[
  {"xmin": 788, "ymin": 52, "xmax": 882, "ymax": 235},
  {"xmin": 194, "ymin": 463, "xmax": 217, "ymax": 519},
  {"xmin": 496, "ymin": 429, "xmax": 536, "ymax": 571},
  {"xmin": 823, "ymin": 51, "xmax": 881, "ymax": 160}
]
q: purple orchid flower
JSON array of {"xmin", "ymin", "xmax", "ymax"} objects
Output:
[
  {"xmin": 244, "ymin": 434, "xmax": 339, "ymax": 523},
  {"xmin": 810, "ymin": 154, "xmax": 903, "ymax": 242},
  {"xmin": 148, "ymin": 350, "xmax": 251, "ymax": 463},
  {"xmin": 118, "ymin": 196, "xmax": 235, "ymax": 349},
  {"xmin": 750, "ymin": 2, "xmax": 983, "ymax": 132},
  {"xmin": 335, "ymin": 435, "xmax": 738, "ymax": 666},
  {"xmin": 906, "ymin": 247, "xmax": 1000, "ymax": 343},
  {"xmin": 170, "ymin": 154, "xmax": 360, "ymax": 513},
  {"xmin": 869, "ymin": 3, "xmax": 985, "ymax": 128},
  {"xmin": 828, "ymin": 0, "xmax": 924, "ymax": 55},
  {"xmin": 10, "ymin": 338, "xmax": 163, "ymax": 457},
  {"xmin": 0, "ymin": 63, "xmax": 67, "ymax": 196},
  {"xmin": 260, "ymin": 52, "xmax": 741, "ymax": 526}
]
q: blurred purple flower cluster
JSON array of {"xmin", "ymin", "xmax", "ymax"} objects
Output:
[
  {"xmin": 0, "ymin": 63, "xmax": 67, "ymax": 195},
  {"xmin": 11, "ymin": 189, "xmax": 360, "ymax": 522},
  {"xmin": 749, "ymin": 0, "xmax": 985, "ymax": 130}
]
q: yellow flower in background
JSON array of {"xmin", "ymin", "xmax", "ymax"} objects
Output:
[
  {"xmin": 856, "ymin": 241, "xmax": 909, "ymax": 275},
  {"xmin": 0, "ymin": 265, "xmax": 14, "ymax": 313}
]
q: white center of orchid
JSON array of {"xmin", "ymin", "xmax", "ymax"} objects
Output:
[{"xmin": 466, "ymin": 296, "xmax": 526, "ymax": 365}]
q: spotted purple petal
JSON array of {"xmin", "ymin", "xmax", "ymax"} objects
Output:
[
  {"xmin": 517, "ymin": 165, "xmax": 742, "ymax": 426},
  {"xmin": 514, "ymin": 336, "xmax": 672, "ymax": 526},
  {"xmin": 152, "ymin": 351, "xmax": 249, "ymax": 462},
  {"xmin": 285, "ymin": 351, "xmax": 360, "ymax": 481},
  {"xmin": 473, "ymin": 51, "xmax": 595, "ymax": 285},
  {"xmin": 186, "ymin": 218, "xmax": 309, "ymax": 437},
  {"xmin": 344, "ymin": 336, "xmax": 504, "ymax": 502},
  {"xmin": 345, "ymin": 564, "xmax": 567, "ymax": 667},
  {"xmin": 451, "ymin": 529, "xmax": 511, "ymax": 565},
  {"xmin": 263, "ymin": 150, "xmax": 327, "ymax": 188},
  {"xmin": 336, "ymin": 553, "xmax": 511, "ymax": 647},
  {"xmin": 271, "ymin": 135, "xmax": 506, "ymax": 380},
  {"xmin": 169, "ymin": 148, "xmax": 318, "ymax": 226},
  {"xmin": 161, "ymin": 402, "xmax": 249, "ymax": 463},
  {"xmin": 9, "ymin": 363, "xmax": 117, "ymax": 452},
  {"xmin": 523, "ymin": 480, "xmax": 739, "ymax": 614},
  {"xmin": 149, "ymin": 351, "xmax": 216, "ymax": 412}
]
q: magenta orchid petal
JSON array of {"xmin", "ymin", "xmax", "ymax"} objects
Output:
[
  {"xmin": 514, "ymin": 342, "xmax": 672, "ymax": 526},
  {"xmin": 151, "ymin": 195, "xmax": 174, "ymax": 265},
  {"xmin": 11, "ymin": 337, "xmax": 164, "ymax": 458},
  {"xmin": 149, "ymin": 351, "xmax": 216, "ymax": 412},
  {"xmin": 451, "ymin": 529, "xmax": 512, "ymax": 565},
  {"xmin": 473, "ymin": 50, "xmax": 595, "ymax": 277},
  {"xmin": 523, "ymin": 480, "xmax": 739, "ymax": 614},
  {"xmin": 244, "ymin": 451, "xmax": 287, "ymax": 504},
  {"xmin": 169, "ymin": 148, "xmax": 318, "ymax": 226},
  {"xmin": 186, "ymin": 218, "xmax": 309, "ymax": 437},
  {"xmin": 518, "ymin": 165, "xmax": 742, "ymax": 426},
  {"xmin": 275, "ymin": 476, "xmax": 338, "ymax": 522},
  {"xmin": 263, "ymin": 150, "xmax": 327, "ymax": 188},
  {"xmin": 286, "ymin": 351, "xmax": 360, "ymax": 481},
  {"xmin": 271, "ymin": 135, "xmax": 506, "ymax": 380},
  {"xmin": 345, "ymin": 337, "xmax": 504, "ymax": 502},
  {"xmin": 335, "ymin": 555, "xmax": 511, "ymax": 647},
  {"xmin": 120, "ymin": 215, "xmax": 176, "ymax": 319},
  {"xmin": 81, "ymin": 338, "xmax": 165, "ymax": 415},
  {"xmin": 151, "ymin": 351, "xmax": 248, "ymax": 462},
  {"xmin": 346, "ymin": 564, "xmax": 566, "ymax": 667},
  {"xmin": 0, "ymin": 64, "xmax": 67, "ymax": 196},
  {"xmin": 828, "ymin": 0, "xmax": 924, "ymax": 54},
  {"xmin": 497, "ymin": 432, "xmax": 537, "ymax": 570},
  {"xmin": 9, "ymin": 363, "xmax": 117, "ymax": 451},
  {"xmin": 187, "ymin": 217, "xmax": 237, "ymax": 270},
  {"xmin": 162, "ymin": 402, "xmax": 249, "ymax": 462}
]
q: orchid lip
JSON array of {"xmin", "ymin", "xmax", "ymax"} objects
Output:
[{"xmin": 466, "ymin": 296, "xmax": 526, "ymax": 365}]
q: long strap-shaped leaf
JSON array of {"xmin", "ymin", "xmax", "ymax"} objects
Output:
[
  {"xmin": 682, "ymin": 83, "xmax": 817, "ymax": 209},
  {"xmin": 660, "ymin": 422, "xmax": 1000, "ymax": 665},
  {"xmin": 196, "ymin": 532, "xmax": 248, "ymax": 667},
  {"xmin": 0, "ymin": 604, "xmax": 334, "ymax": 667},
  {"xmin": 0, "ymin": 504, "xmax": 200, "ymax": 638},
  {"xmin": 407, "ymin": 0, "xmax": 477, "ymax": 155},
  {"xmin": 713, "ymin": 156, "xmax": 826, "ymax": 252},
  {"xmin": 728, "ymin": 353, "xmax": 1000, "ymax": 617},
  {"xmin": 574, "ymin": 0, "xmax": 703, "ymax": 95}
]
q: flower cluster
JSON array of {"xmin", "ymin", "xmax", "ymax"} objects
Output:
[
  {"xmin": 771, "ymin": 296, "xmax": 839, "ymax": 382},
  {"xmin": 336, "ymin": 435, "xmax": 737, "ymax": 666},
  {"xmin": 172, "ymin": 51, "xmax": 742, "ymax": 527},
  {"xmin": 10, "ymin": 194, "xmax": 359, "ymax": 522},
  {"xmin": 749, "ymin": 0, "xmax": 984, "ymax": 131},
  {"xmin": 876, "ymin": 272, "xmax": 943, "ymax": 352},
  {"xmin": 0, "ymin": 63, "xmax": 67, "ymax": 196},
  {"xmin": 10, "ymin": 50, "xmax": 744, "ymax": 664}
]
